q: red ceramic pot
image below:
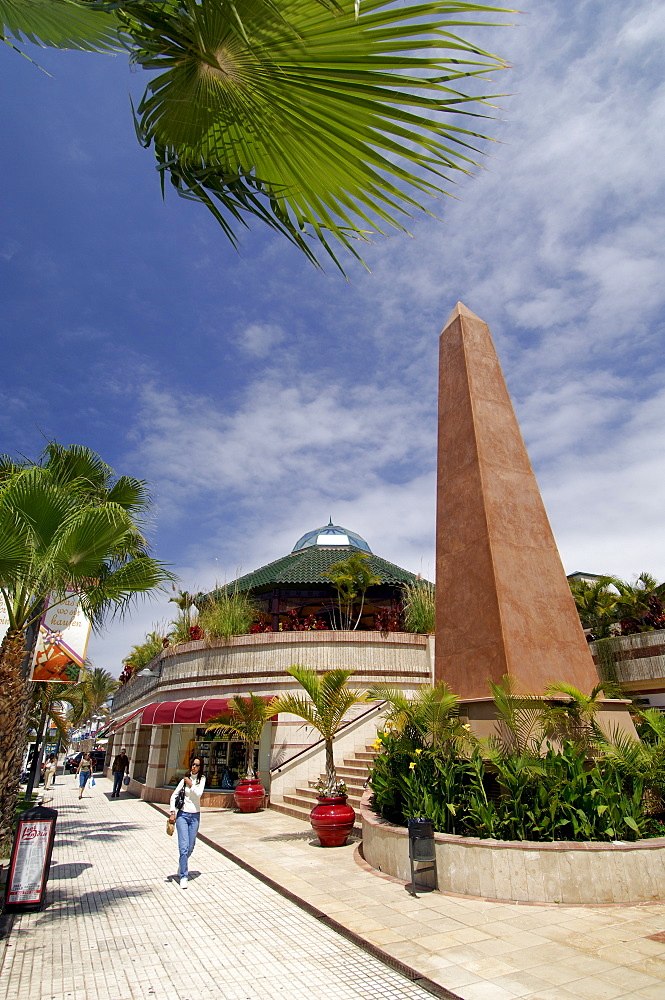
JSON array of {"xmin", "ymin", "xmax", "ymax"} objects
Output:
[
  {"xmin": 233, "ymin": 777, "xmax": 265, "ymax": 813},
  {"xmin": 310, "ymin": 795, "xmax": 355, "ymax": 847}
]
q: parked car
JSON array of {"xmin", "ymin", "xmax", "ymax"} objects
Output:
[{"xmin": 65, "ymin": 750, "xmax": 106, "ymax": 774}]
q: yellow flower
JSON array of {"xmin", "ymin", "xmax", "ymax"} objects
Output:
[
  {"xmin": 409, "ymin": 761, "xmax": 417, "ymax": 769},
  {"xmin": 462, "ymin": 723, "xmax": 471, "ymax": 730},
  {"xmin": 414, "ymin": 749, "xmax": 422, "ymax": 755}
]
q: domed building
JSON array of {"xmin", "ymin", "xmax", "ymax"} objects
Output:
[
  {"xmin": 208, "ymin": 520, "xmax": 421, "ymax": 631},
  {"xmin": 107, "ymin": 523, "xmax": 433, "ymax": 814}
]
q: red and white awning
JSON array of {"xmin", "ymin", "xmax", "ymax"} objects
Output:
[{"xmin": 109, "ymin": 697, "xmax": 274, "ymax": 730}]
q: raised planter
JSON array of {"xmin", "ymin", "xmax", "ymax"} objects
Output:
[{"xmin": 360, "ymin": 790, "xmax": 665, "ymax": 904}]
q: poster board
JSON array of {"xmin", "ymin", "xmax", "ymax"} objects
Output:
[
  {"xmin": 30, "ymin": 592, "xmax": 91, "ymax": 684},
  {"xmin": 4, "ymin": 805, "xmax": 57, "ymax": 912}
]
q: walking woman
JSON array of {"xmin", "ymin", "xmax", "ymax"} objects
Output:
[
  {"xmin": 169, "ymin": 756, "xmax": 205, "ymax": 889},
  {"xmin": 77, "ymin": 752, "xmax": 93, "ymax": 799},
  {"xmin": 43, "ymin": 754, "xmax": 58, "ymax": 790}
]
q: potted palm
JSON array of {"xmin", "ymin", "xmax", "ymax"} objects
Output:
[
  {"xmin": 271, "ymin": 667, "xmax": 368, "ymax": 846},
  {"xmin": 206, "ymin": 694, "xmax": 272, "ymax": 812}
]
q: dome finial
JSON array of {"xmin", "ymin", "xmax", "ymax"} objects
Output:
[{"xmin": 328, "ymin": 516, "xmax": 333, "ymax": 526}]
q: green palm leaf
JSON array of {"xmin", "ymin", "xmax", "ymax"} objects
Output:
[
  {"xmin": 1, "ymin": 0, "xmax": 122, "ymax": 51},
  {"xmin": 125, "ymin": 0, "xmax": 512, "ymax": 267}
]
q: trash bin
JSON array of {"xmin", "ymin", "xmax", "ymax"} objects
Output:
[{"xmin": 407, "ymin": 817, "xmax": 437, "ymax": 891}]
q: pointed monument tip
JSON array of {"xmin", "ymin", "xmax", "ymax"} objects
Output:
[{"xmin": 442, "ymin": 301, "xmax": 485, "ymax": 331}]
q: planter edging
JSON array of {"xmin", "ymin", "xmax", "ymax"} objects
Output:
[{"xmin": 360, "ymin": 790, "xmax": 665, "ymax": 903}]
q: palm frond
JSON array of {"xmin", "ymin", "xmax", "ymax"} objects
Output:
[
  {"xmin": 124, "ymin": 0, "xmax": 513, "ymax": 268},
  {"xmin": 0, "ymin": 0, "xmax": 123, "ymax": 51}
]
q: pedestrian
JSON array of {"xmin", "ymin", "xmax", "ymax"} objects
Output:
[
  {"xmin": 77, "ymin": 752, "xmax": 94, "ymax": 799},
  {"xmin": 43, "ymin": 754, "xmax": 58, "ymax": 790},
  {"xmin": 169, "ymin": 756, "xmax": 205, "ymax": 889},
  {"xmin": 111, "ymin": 748, "xmax": 130, "ymax": 798}
]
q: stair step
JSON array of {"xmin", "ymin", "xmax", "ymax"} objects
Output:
[
  {"xmin": 349, "ymin": 751, "xmax": 375, "ymax": 762},
  {"xmin": 289, "ymin": 786, "xmax": 363, "ymax": 807},
  {"xmin": 283, "ymin": 791, "xmax": 316, "ymax": 807},
  {"xmin": 310, "ymin": 775, "xmax": 366, "ymax": 790},
  {"xmin": 269, "ymin": 801, "xmax": 314, "ymax": 825},
  {"xmin": 269, "ymin": 801, "xmax": 362, "ymax": 835},
  {"xmin": 336, "ymin": 765, "xmax": 369, "ymax": 778}
]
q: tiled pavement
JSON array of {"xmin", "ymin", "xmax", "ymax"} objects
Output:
[
  {"xmin": 185, "ymin": 805, "xmax": 665, "ymax": 1000},
  {"xmin": 0, "ymin": 777, "xmax": 442, "ymax": 1000},
  {"xmin": 3, "ymin": 779, "xmax": 665, "ymax": 1000}
]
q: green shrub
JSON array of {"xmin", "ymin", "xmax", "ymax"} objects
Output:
[
  {"xmin": 402, "ymin": 581, "xmax": 436, "ymax": 634},
  {"xmin": 169, "ymin": 612, "xmax": 194, "ymax": 644},
  {"xmin": 198, "ymin": 590, "xmax": 259, "ymax": 638},
  {"xmin": 369, "ymin": 732, "xmax": 648, "ymax": 843},
  {"xmin": 122, "ymin": 629, "xmax": 166, "ymax": 671}
]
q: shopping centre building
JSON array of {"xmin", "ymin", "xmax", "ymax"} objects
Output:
[
  {"xmin": 105, "ymin": 522, "xmax": 665, "ymax": 809},
  {"xmin": 104, "ymin": 523, "xmax": 434, "ymax": 807}
]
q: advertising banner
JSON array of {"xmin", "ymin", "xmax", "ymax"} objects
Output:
[
  {"xmin": 30, "ymin": 592, "xmax": 91, "ymax": 684},
  {"xmin": 5, "ymin": 806, "xmax": 58, "ymax": 911}
]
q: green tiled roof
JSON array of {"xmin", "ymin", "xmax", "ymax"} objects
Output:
[{"xmin": 215, "ymin": 546, "xmax": 420, "ymax": 594}]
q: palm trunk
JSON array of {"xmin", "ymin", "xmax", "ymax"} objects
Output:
[
  {"xmin": 353, "ymin": 591, "xmax": 367, "ymax": 630},
  {"xmin": 25, "ymin": 707, "xmax": 48, "ymax": 800},
  {"xmin": 324, "ymin": 739, "xmax": 337, "ymax": 796},
  {"xmin": 244, "ymin": 741, "xmax": 255, "ymax": 780},
  {"xmin": 0, "ymin": 628, "xmax": 30, "ymax": 850}
]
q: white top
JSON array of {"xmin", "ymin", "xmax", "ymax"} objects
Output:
[{"xmin": 169, "ymin": 774, "xmax": 206, "ymax": 813}]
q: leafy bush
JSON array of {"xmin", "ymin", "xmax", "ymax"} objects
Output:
[
  {"xmin": 369, "ymin": 731, "xmax": 648, "ymax": 842},
  {"xmin": 122, "ymin": 630, "xmax": 166, "ymax": 670},
  {"xmin": 368, "ymin": 679, "xmax": 662, "ymax": 843},
  {"xmin": 402, "ymin": 581, "xmax": 436, "ymax": 634},
  {"xmin": 198, "ymin": 590, "xmax": 259, "ymax": 638}
]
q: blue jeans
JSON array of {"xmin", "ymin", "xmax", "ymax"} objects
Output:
[
  {"xmin": 112, "ymin": 771, "xmax": 124, "ymax": 796},
  {"xmin": 78, "ymin": 772, "xmax": 90, "ymax": 788},
  {"xmin": 175, "ymin": 811, "xmax": 200, "ymax": 879}
]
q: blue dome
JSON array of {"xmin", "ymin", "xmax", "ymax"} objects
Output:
[{"xmin": 292, "ymin": 521, "xmax": 371, "ymax": 554}]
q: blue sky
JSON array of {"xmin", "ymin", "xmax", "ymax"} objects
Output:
[{"xmin": 2, "ymin": 1, "xmax": 664, "ymax": 674}]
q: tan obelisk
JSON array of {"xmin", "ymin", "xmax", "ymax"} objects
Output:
[{"xmin": 435, "ymin": 303, "xmax": 599, "ymax": 699}]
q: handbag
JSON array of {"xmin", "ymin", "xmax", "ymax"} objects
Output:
[
  {"xmin": 166, "ymin": 816, "xmax": 175, "ymax": 836},
  {"xmin": 91, "ymin": 777, "xmax": 96, "ymax": 786},
  {"xmin": 123, "ymin": 775, "xmax": 130, "ymax": 786},
  {"xmin": 174, "ymin": 781, "xmax": 186, "ymax": 811}
]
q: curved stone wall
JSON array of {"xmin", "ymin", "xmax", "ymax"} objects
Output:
[
  {"xmin": 360, "ymin": 791, "xmax": 665, "ymax": 904},
  {"xmin": 112, "ymin": 630, "xmax": 432, "ymax": 713}
]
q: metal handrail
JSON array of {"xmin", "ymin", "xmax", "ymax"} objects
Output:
[{"xmin": 269, "ymin": 700, "xmax": 387, "ymax": 774}]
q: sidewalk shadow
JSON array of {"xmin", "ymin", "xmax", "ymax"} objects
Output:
[
  {"xmin": 36, "ymin": 884, "xmax": 152, "ymax": 922},
  {"xmin": 47, "ymin": 862, "xmax": 93, "ymax": 880},
  {"xmin": 260, "ymin": 831, "xmax": 361, "ymax": 845}
]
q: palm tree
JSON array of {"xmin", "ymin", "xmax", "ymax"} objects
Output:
[
  {"xmin": 612, "ymin": 573, "xmax": 665, "ymax": 634},
  {"xmin": 324, "ymin": 552, "xmax": 380, "ymax": 629},
  {"xmin": 28, "ymin": 681, "xmax": 83, "ymax": 749},
  {"xmin": 4, "ymin": 1, "xmax": 510, "ymax": 269},
  {"xmin": 595, "ymin": 709, "xmax": 665, "ymax": 817},
  {"xmin": 0, "ymin": 446, "xmax": 174, "ymax": 849},
  {"xmin": 542, "ymin": 681, "xmax": 608, "ymax": 752},
  {"xmin": 486, "ymin": 676, "xmax": 547, "ymax": 759},
  {"xmin": 270, "ymin": 666, "xmax": 368, "ymax": 795},
  {"xmin": 205, "ymin": 693, "xmax": 273, "ymax": 779},
  {"xmin": 75, "ymin": 665, "xmax": 118, "ymax": 730},
  {"xmin": 369, "ymin": 681, "xmax": 470, "ymax": 752},
  {"xmin": 568, "ymin": 576, "xmax": 618, "ymax": 638}
]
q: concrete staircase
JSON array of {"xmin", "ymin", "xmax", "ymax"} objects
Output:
[{"xmin": 269, "ymin": 744, "xmax": 377, "ymax": 832}]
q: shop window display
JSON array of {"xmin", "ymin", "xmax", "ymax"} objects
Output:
[{"xmin": 165, "ymin": 726, "xmax": 258, "ymax": 788}]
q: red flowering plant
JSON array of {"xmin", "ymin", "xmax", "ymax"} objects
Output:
[
  {"xmin": 373, "ymin": 608, "xmax": 402, "ymax": 632},
  {"xmin": 118, "ymin": 663, "xmax": 136, "ymax": 686},
  {"xmin": 279, "ymin": 609, "xmax": 328, "ymax": 632}
]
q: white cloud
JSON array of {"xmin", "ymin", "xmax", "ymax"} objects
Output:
[
  {"xmin": 89, "ymin": 2, "xmax": 665, "ymax": 672},
  {"xmin": 237, "ymin": 322, "xmax": 285, "ymax": 357}
]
